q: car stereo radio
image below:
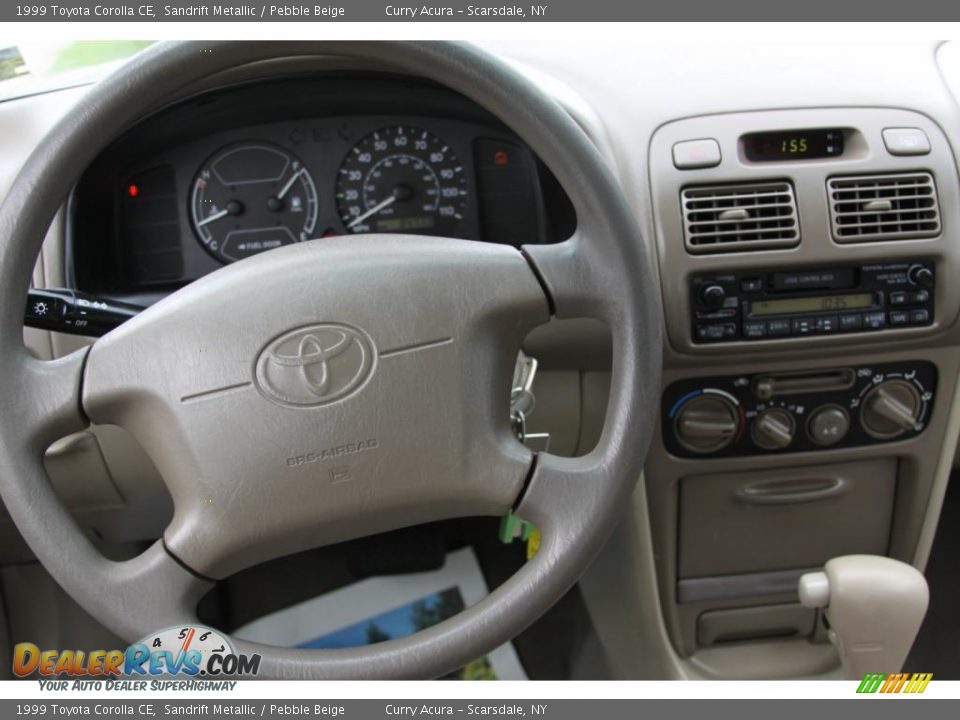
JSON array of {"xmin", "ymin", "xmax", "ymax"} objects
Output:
[{"xmin": 690, "ymin": 260, "xmax": 935, "ymax": 343}]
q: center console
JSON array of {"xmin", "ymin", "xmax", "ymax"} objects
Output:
[{"xmin": 637, "ymin": 107, "xmax": 960, "ymax": 667}]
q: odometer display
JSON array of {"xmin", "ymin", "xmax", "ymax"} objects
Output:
[{"xmin": 335, "ymin": 126, "xmax": 468, "ymax": 236}]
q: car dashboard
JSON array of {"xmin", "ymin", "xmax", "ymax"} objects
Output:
[
  {"xmin": 4, "ymin": 40, "xmax": 960, "ymax": 682},
  {"xmin": 69, "ymin": 74, "xmax": 574, "ymax": 305}
]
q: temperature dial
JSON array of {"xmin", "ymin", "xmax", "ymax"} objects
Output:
[
  {"xmin": 861, "ymin": 380, "xmax": 923, "ymax": 439},
  {"xmin": 673, "ymin": 393, "xmax": 740, "ymax": 454},
  {"xmin": 752, "ymin": 407, "xmax": 796, "ymax": 450}
]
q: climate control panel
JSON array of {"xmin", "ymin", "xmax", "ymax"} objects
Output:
[{"xmin": 663, "ymin": 361, "xmax": 936, "ymax": 458}]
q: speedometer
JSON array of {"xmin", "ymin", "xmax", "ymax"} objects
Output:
[{"xmin": 335, "ymin": 126, "xmax": 468, "ymax": 236}]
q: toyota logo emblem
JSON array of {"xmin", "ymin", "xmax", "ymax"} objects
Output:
[{"xmin": 255, "ymin": 323, "xmax": 376, "ymax": 407}]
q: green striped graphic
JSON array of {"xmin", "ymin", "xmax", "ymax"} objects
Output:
[{"xmin": 857, "ymin": 673, "xmax": 887, "ymax": 693}]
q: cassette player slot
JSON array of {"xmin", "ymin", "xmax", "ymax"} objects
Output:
[{"xmin": 768, "ymin": 268, "xmax": 857, "ymax": 292}]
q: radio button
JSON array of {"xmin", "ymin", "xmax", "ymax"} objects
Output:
[
  {"xmin": 767, "ymin": 319, "xmax": 791, "ymax": 337},
  {"xmin": 839, "ymin": 313, "xmax": 863, "ymax": 331},
  {"xmin": 888, "ymin": 291, "xmax": 909, "ymax": 306},
  {"xmin": 696, "ymin": 323, "xmax": 736, "ymax": 341},
  {"xmin": 740, "ymin": 278, "xmax": 764, "ymax": 293},
  {"xmin": 743, "ymin": 321, "xmax": 767, "ymax": 339},
  {"xmin": 912, "ymin": 290, "xmax": 930, "ymax": 304},
  {"xmin": 889, "ymin": 310, "xmax": 910, "ymax": 326},
  {"xmin": 910, "ymin": 309, "xmax": 931, "ymax": 325},
  {"xmin": 792, "ymin": 317, "xmax": 815, "ymax": 335},
  {"xmin": 815, "ymin": 316, "xmax": 839, "ymax": 333},
  {"xmin": 864, "ymin": 311, "xmax": 887, "ymax": 330}
]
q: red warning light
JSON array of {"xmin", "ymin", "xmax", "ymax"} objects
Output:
[
  {"xmin": 493, "ymin": 150, "xmax": 510, "ymax": 166},
  {"xmin": 127, "ymin": 184, "xmax": 139, "ymax": 198}
]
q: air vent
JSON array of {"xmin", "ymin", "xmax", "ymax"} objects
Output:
[
  {"xmin": 827, "ymin": 172, "xmax": 941, "ymax": 242},
  {"xmin": 681, "ymin": 182, "xmax": 800, "ymax": 254}
]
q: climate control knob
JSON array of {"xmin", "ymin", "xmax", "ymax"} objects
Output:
[
  {"xmin": 674, "ymin": 394, "xmax": 740, "ymax": 454},
  {"xmin": 861, "ymin": 380, "xmax": 922, "ymax": 440},
  {"xmin": 751, "ymin": 407, "xmax": 796, "ymax": 450}
]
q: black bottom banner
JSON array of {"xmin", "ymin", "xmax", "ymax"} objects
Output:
[{"xmin": 1, "ymin": 699, "xmax": 958, "ymax": 720}]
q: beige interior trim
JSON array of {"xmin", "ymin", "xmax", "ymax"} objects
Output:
[
  {"xmin": 912, "ymin": 361, "xmax": 960, "ymax": 568},
  {"xmin": 581, "ymin": 476, "xmax": 846, "ymax": 680}
]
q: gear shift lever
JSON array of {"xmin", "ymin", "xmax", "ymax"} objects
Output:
[{"xmin": 799, "ymin": 556, "xmax": 929, "ymax": 680}]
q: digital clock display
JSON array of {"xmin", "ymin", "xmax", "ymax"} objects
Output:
[{"xmin": 743, "ymin": 129, "xmax": 845, "ymax": 162}]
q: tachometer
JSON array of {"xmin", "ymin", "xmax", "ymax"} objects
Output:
[
  {"xmin": 335, "ymin": 126, "xmax": 468, "ymax": 236},
  {"xmin": 190, "ymin": 142, "xmax": 318, "ymax": 263}
]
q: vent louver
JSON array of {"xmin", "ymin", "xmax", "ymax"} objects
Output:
[
  {"xmin": 681, "ymin": 181, "xmax": 800, "ymax": 254},
  {"xmin": 827, "ymin": 172, "xmax": 941, "ymax": 242}
]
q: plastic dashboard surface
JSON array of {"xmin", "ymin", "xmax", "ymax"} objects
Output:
[
  {"xmin": 647, "ymin": 107, "xmax": 960, "ymax": 357},
  {"xmin": 70, "ymin": 75, "xmax": 572, "ymax": 303}
]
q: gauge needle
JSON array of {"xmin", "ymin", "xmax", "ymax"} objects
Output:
[
  {"xmin": 348, "ymin": 195, "xmax": 397, "ymax": 229},
  {"xmin": 276, "ymin": 168, "xmax": 305, "ymax": 200},
  {"xmin": 197, "ymin": 208, "xmax": 230, "ymax": 227}
]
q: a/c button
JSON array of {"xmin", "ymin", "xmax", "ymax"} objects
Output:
[{"xmin": 807, "ymin": 406, "xmax": 850, "ymax": 447}]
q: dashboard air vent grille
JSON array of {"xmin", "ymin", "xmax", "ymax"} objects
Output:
[
  {"xmin": 827, "ymin": 172, "xmax": 941, "ymax": 242},
  {"xmin": 681, "ymin": 181, "xmax": 800, "ymax": 254}
]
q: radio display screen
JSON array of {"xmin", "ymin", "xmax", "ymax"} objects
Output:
[
  {"xmin": 750, "ymin": 293, "xmax": 875, "ymax": 317},
  {"xmin": 743, "ymin": 129, "xmax": 844, "ymax": 162}
]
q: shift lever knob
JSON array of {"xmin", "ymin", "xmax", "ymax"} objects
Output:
[{"xmin": 799, "ymin": 556, "xmax": 929, "ymax": 680}]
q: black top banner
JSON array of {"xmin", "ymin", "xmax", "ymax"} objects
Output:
[{"xmin": 3, "ymin": 0, "xmax": 960, "ymax": 22}]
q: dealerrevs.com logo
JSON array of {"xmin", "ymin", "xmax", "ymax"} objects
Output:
[{"xmin": 13, "ymin": 625, "xmax": 260, "ymax": 689}]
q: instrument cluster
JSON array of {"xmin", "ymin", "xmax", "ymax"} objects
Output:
[
  {"xmin": 70, "ymin": 76, "xmax": 573, "ymax": 301},
  {"xmin": 186, "ymin": 122, "xmax": 478, "ymax": 265},
  {"xmin": 118, "ymin": 115, "xmax": 537, "ymax": 276}
]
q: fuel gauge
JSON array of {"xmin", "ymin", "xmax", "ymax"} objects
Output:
[{"xmin": 190, "ymin": 142, "xmax": 319, "ymax": 263}]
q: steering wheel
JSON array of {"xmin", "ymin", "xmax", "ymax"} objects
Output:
[{"xmin": 0, "ymin": 41, "xmax": 661, "ymax": 679}]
